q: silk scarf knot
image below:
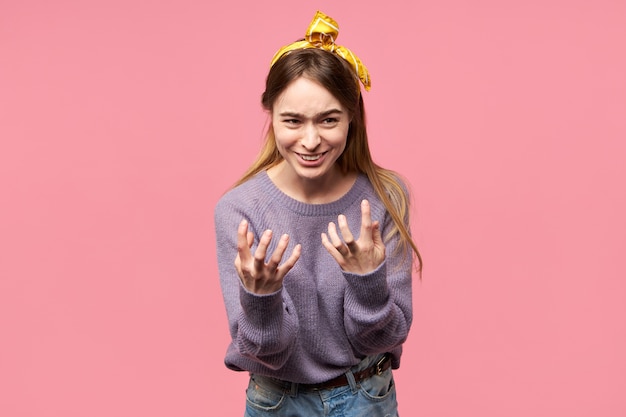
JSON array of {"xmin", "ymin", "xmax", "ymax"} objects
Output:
[{"xmin": 270, "ymin": 11, "xmax": 371, "ymax": 91}]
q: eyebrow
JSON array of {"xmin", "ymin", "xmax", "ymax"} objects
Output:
[{"xmin": 278, "ymin": 109, "xmax": 344, "ymax": 118}]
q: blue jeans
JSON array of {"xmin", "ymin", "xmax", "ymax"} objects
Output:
[{"xmin": 244, "ymin": 355, "xmax": 399, "ymax": 417}]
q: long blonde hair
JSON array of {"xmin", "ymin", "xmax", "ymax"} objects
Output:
[{"xmin": 235, "ymin": 49, "xmax": 421, "ymax": 270}]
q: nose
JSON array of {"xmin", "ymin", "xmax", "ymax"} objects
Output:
[{"xmin": 301, "ymin": 123, "xmax": 321, "ymax": 150}]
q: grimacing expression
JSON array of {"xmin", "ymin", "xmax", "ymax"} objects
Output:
[{"xmin": 271, "ymin": 77, "xmax": 350, "ymax": 184}]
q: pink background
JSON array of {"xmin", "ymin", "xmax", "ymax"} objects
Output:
[{"xmin": 1, "ymin": 0, "xmax": 625, "ymax": 415}]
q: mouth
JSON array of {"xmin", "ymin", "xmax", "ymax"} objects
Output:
[{"xmin": 297, "ymin": 152, "xmax": 327, "ymax": 161}]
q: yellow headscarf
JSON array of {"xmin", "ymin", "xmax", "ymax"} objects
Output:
[{"xmin": 269, "ymin": 11, "xmax": 371, "ymax": 91}]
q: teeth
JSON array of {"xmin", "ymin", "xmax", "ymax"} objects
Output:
[{"xmin": 301, "ymin": 154, "xmax": 322, "ymax": 161}]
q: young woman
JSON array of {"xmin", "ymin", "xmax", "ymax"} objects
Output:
[{"xmin": 214, "ymin": 11, "xmax": 421, "ymax": 416}]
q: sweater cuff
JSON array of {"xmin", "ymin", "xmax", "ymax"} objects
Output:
[
  {"xmin": 239, "ymin": 283, "xmax": 284, "ymax": 327},
  {"xmin": 342, "ymin": 260, "xmax": 389, "ymax": 306}
]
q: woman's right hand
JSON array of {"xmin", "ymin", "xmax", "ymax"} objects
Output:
[{"xmin": 234, "ymin": 219, "xmax": 301, "ymax": 294}]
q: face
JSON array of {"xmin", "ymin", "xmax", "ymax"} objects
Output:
[{"xmin": 271, "ymin": 76, "xmax": 350, "ymax": 186}]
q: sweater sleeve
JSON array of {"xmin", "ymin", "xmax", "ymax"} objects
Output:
[
  {"xmin": 342, "ymin": 203, "xmax": 414, "ymax": 356},
  {"xmin": 214, "ymin": 197, "xmax": 299, "ymax": 370}
]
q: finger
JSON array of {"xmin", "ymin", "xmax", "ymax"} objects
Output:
[
  {"xmin": 277, "ymin": 243, "xmax": 302, "ymax": 279},
  {"xmin": 321, "ymin": 232, "xmax": 345, "ymax": 263},
  {"xmin": 358, "ymin": 200, "xmax": 374, "ymax": 245},
  {"xmin": 237, "ymin": 220, "xmax": 252, "ymax": 264},
  {"xmin": 337, "ymin": 214, "xmax": 357, "ymax": 252},
  {"xmin": 371, "ymin": 221, "xmax": 386, "ymax": 263},
  {"xmin": 371, "ymin": 220, "xmax": 383, "ymax": 245},
  {"xmin": 327, "ymin": 221, "xmax": 347, "ymax": 254},
  {"xmin": 247, "ymin": 231, "xmax": 254, "ymax": 248},
  {"xmin": 267, "ymin": 234, "xmax": 290, "ymax": 271},
  {"xmin": 253, "ymin": 229, "xmax": 273, "ymax": 270}
]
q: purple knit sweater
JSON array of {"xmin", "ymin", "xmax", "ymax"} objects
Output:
[{"xmin": 214, "ymin": 170, "xmax": 414, "ymax": 384}]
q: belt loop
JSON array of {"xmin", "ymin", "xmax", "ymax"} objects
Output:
[
  {"xmin": 289, "ymin": 381, "xmax": 299, "ymax": 397},
  {"xmin": 345, "ymin": 369, "xmax": 359, "ymax": 393}
]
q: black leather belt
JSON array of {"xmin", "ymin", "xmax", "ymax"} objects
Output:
[{"xmin": 286, "ymin": 354, "xmax": 392, "ymax": 391}]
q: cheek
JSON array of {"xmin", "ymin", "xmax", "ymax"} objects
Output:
[
  {"xmin": 333, "ymin": 129, "xmax": 350, "ymax": 151},
  {"xmin": 272, "ymin": 127, "xmax": 297, "ymax": 150}
]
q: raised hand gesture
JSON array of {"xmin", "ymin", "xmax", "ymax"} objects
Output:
[
  {"xmin": 321, "ymin": 199, "xmax": 386, "ymax": 274},
  {"xmin": 234, "ymin": 220, "xmax": 301, "ymax": 294}
]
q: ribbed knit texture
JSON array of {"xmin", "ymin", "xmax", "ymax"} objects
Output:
[{"xmin": 214, "ymin": 171, "xmax": 413, "ymax": 384}]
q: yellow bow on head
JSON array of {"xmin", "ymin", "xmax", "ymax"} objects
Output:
[{"xmin": 270, "ymin": 11, "xmax": 371, "ymax": 91}]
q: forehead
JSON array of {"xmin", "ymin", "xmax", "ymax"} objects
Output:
[{"xmin": 273, "ymin": 77, "xmax": 344, "ymax": 114}]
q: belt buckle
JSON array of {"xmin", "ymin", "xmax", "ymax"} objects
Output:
[{"xmin": 375, "ymin": 354, "xmax": 388, "ymax": 376}]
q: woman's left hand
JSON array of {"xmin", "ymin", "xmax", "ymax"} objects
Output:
[{"xmin": 321, "ymin": 199, "xmax": 386, "ymax": 274}]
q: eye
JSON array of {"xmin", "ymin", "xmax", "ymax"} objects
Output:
[
  {"xmin": 321, "ymin": 117, "xmax": 339, "ymax": 124},
  {"xmin": 283, "ymin": 119, "xmax": 301, "ymax": 125}
]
